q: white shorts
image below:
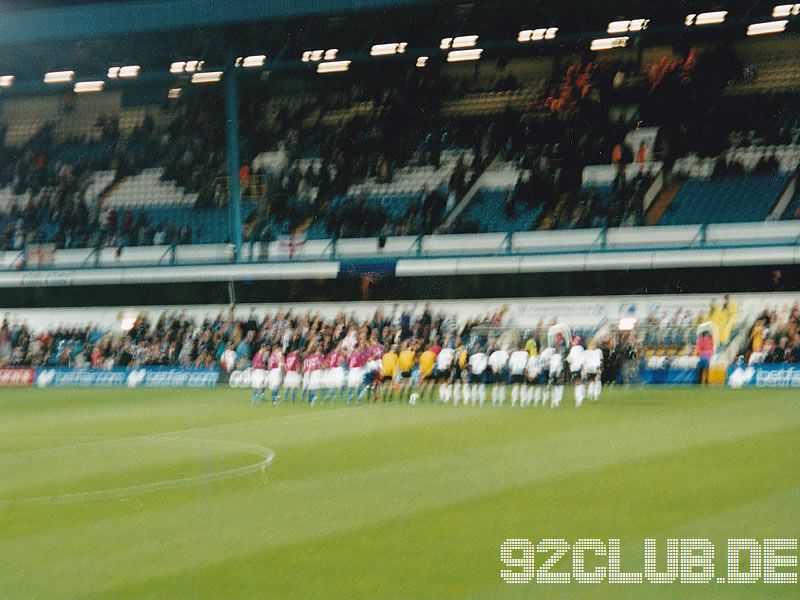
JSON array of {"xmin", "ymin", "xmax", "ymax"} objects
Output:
[
  {"xmin": 328, "ymin": 367, "xmax": 345, "ymax": 389},
  {"xmin": 347, "ymin": 367, "xmax": 364, "ymax": 388},
  {"xmin": 284, "ymin": 371, "xmax": 301, "ymax": 389},
  {"xmin": 268, "ymin": 368, "xmax": 282, "ymax": 390},
  {"xmin": 307, "ymin": 370, "xmax": 322, "ymax": 390},
  {"xmin": 251, "ymin": 369, "xmax": 267, "ymax": 389}
]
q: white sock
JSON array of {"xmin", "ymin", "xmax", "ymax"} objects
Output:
[
  {"xmin": 553, "ymin": 385, "xmax": 564, "ymax": 407},
  {"xmin": 575, "ymin": 383, "xmax": 584, "ymax": 407},
  {"xmin": 520, "ymin": 384, "xmax": 528, "ymax": 407},
  {"xmin": 543, "ymin": 386, "xmax": 550, "ymax": 406},
  {"xmin": 462, "ymin": 383, "xmax": 470, "ymax": 405},
  {"xmin": 479, "ymin": 384, "xmax": 486, "ymax": 406},
  {"xmin": 498, "ymin": 385, "xmax": 505, "ymax": 406},
  {"xmin": 439, "ymin": 384, "xmax": 447, "ymax": 403},
  {"xmin": 595, "ymin": 381, "xmax": 602, "ymax": 400},
  {"xmin": 534, "ymin": 386, "xmax": 542, "ymax": 407},
  {"xmin": 511, "ymin": 385, "xmax": 519, "ymax": 407}
]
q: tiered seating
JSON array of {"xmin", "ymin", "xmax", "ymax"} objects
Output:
[
  {"xmin": 658, "ymin": 174, "xmax": 789, "ymax": 226},
  {"xmin": 440, "ymin": 86, "xmax": 545, "ymax": 116},
  {"xmin": 672, "ymin": 144, "xmax": 800, "ymax": 177},
  {"xmin": 104, "ymin": 168, "xmax": 199, "ymax": 208},
  {"xmin": 139, "ymin": 207, "xmax": 229, "ymax": 243},
  {"xmin": 313, "ymin": 101, "xmax": 376, "ymax": 127},
  {"xmin": 0, "ymin": 186, "xmax": 33, "ymax": 211},
  {"xmin": 84, "ymin": 170, "xmax": 116, "ymax": 202},
  {"xmin": 725, "ymin": 59, "xmax": 800, "ymax": 95},
  {"xmin": 456, "ymin": 188, "xmax": 543, "ymax": 233},
  {"xmin": 582, "ymin": 183, "xmax": 615, "ymax": 208},
  {"xmin": 782, "ymin": 192, "xmax": 800, "ymax": 220},
  {"xmin": 347, "ymin": 150, "xmax": 473, "ymax": 197},
  {"xmin": 0, "ymin": 92, "xmax": 164, "ymax": 146}
]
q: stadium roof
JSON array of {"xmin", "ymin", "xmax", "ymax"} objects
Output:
[{"xmin": 0, "ymin": 0, "xmax": 793, "ymax": 94}]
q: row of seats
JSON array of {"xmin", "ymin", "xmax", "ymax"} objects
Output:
[
  {"xmin": 2, "ymin": 107, "xmax": 166, "ymax": 147},
  {"xmin": 672, "ymin": 144, "xmax": 800, "ymax": 177},
  {"xmin": 658, "ymin": 174, "xmax": 789, "ymax": 226},
  {"xmin": 347, "ymin": 150, "xmax": 473, "ymax": 197},
  {"xmin": 782, "ymin": 192, "xmax": 800, "ymax": 220},
  {"xmin": 440, "ymin": 85, "xmax": 545, "ymax": 117},
  {"xmin": 456, "ymin": 188, "xmax": 542, "ymax": 233},
  {"xmin": 305, "ymin": 192, "xmax": 421, "ymax": 240},
  {"xmin": 84, "ymin": 170, "xmax": 117, "ymax": 203},
  {"xmin": 310, "ymin": 101, "xmax": 376, "ymax": 128},
  {"xmin": 104, "ymin": 168, "xmax": 199, "ymax": 208},
  {"xmin": 134, "ymin": 207, "xmax": 229, "ymax": 242},
  {"xmin": 725, "ymin": 59, "xmax": 800, "ymax": 95}
]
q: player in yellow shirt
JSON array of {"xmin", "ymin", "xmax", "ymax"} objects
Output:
[
  {"xmin": 379, "ymin": 344, "xmax": 399, "ymax": 402},
  {"xmin": 418, "ymin": 345, "xmax": 437, "ymax": 402},
  {"xmin": 397, "ymin": 341, "xmax": 416, "ymax": 402}
]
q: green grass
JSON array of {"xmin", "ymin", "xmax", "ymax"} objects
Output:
[{"xmin": 0, "ymin": 386, "xmax": 799, "ymax": 599}]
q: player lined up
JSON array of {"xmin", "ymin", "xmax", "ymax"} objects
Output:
[{"xmin": 249, "ymin": 334, "xmax": 602, "ymax": 407}]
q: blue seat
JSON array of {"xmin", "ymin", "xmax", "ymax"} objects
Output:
[
  {"xmin": 659, "ymin": 174, "xmax": 789, "ymax": 226},
  {"xmin": 781, "ymin": 193, "xmax": 800, "ymax": 221},
  {"xmin": 457, "ymin": 189, "xmax": 542, "ymax": 233}
]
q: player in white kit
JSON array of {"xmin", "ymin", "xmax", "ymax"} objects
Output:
[
  {"xmin": 538, "ymin": 346, "xmax": 555, "ymax": 407},
  {"xmin": 507, "ymin": 348, "xmax": 529, "ymax": 407},
  {"xmin": 467, "ymin": 346, "xmax": 488, "ymax": 406},
  {"xmin": 566, "ymin": 337, "xmax": 586, "ymax": 407},
  {"xmin": 583, "ymin": 340, "xmax": 604, "ymax": 401},
  {"xmin": 525, "ymin": 353, "xmax": 542, "ymax": 407},
  {"xmin": 436, "ymin": 343, "xmax": 455, "ymax": 403},
  {"xmin": 548, "ymin": 350, "xmax": 565, "ymax": 408},
  {"xmin": 488, "ymin": 345, "xmax": 509, "ymax": 406}
]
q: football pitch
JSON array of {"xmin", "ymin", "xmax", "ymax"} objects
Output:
[{"xmin": 1, "ymin": 386, "xmax": 799, "ymax": 599}]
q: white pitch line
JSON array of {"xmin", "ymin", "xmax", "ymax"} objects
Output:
[
  {"xmin": 0, "ymin": 405, "xmax": 359, "ymax": 460},
  {"xmin": 0, "ymin": 436, "xmax": 275, "ymax": 506}
]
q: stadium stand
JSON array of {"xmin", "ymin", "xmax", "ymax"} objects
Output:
[
  {"xmin": 783, "ymin": 193, "xmax": 800, "ymax": 220},
  {"xmin": 658, "ymin": 174, "xmax": 790, "ymax": 226},
  {"xmin": 2, "ymin": 38, "xmax": 800, "ymax": 251},
  {"xmin": 454, "ymin": 188, "xmax": 543, "ymax": 234}
]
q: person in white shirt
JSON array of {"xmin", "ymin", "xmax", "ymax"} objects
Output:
[
  {"xmin": 583, "ymin": 340, "xmax": 604, "ymax": 401},
  {"xmin": 220, "ymin": 343, "xmax": 237, "ymax": 373},
  {"xmin": 538, "ymin": 347, "xmax": 555, "ymax": 406},
  {"xmin": 467, "ymin": 346, "xmax": 488, "ymax": 407},
  {"xmin": 566, "ymin": 337, "xmax": 586, "ymax": 407},
  {"xmin": 548, "ymin": 350, "xmax": 565, "ymax": 408},
  {"xmin": 488, "ymin": 345, "xmax": 510, "ymax": 406},
  {"xmin": 525, "ymin": 354, "xmax": 542, "ymax": 407},
  {"xmin": 508, "ymin": 349, "xmax": 529, "ymax": 407},
  {"xmin": 436, "ymin": 343, "xmax": 455, "ymax": 403}
]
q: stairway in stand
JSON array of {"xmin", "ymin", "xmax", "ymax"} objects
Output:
[{"xmin": 646, "ymin": 178, "xmax": 684, "ymax": 225}]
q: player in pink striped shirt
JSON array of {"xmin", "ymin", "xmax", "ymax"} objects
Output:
[
  {"xmin": 301, "ymin": 342, "xmax": 324, "ymax": 404},
  {"xmin": 267, "ymin": 344, "xmax": 284, "ymax": 404},
  {"xmin": 345, "ymin": 343, "xmax": 367, "ymax": 403},
  {"xmin": 284, "ymin": 348, "xmax": 302, "ymax": 402},
  {"xmin": 324, "ymin": 344, "xmax": 346, "ymax": 403},
  {"xmin": 250, "ymin": 346, "xmax": 267, "ymax": 405}
]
